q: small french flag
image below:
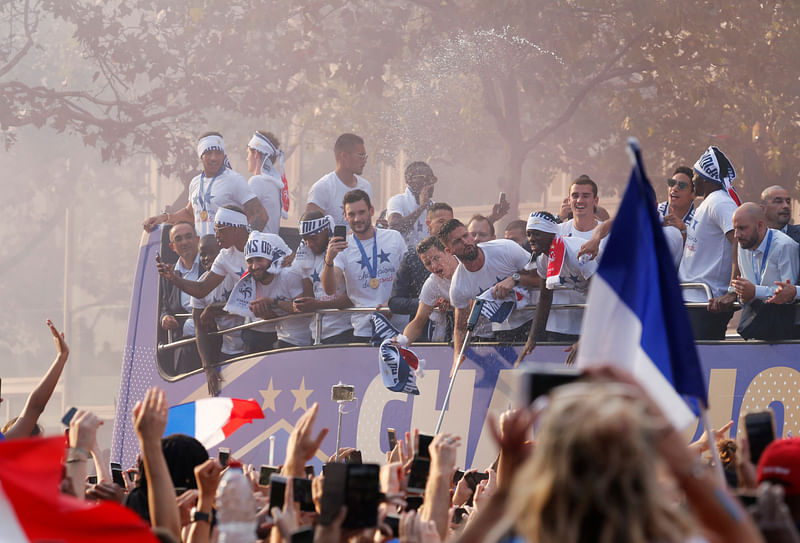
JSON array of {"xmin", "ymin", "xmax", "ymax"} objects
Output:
[{"xmin": 163, "ymin": 398, "xmax": 265, "ymax": 449}]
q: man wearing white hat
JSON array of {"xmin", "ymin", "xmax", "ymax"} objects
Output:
[
  {"xmin": 143, "ymin": 131, "xmax": 268, "ymax": 235},
  {"xmin": 247, "ymin": 130, "xmax": 287, "ymax": 235},
  {"xmin": 679, "ymin": 146, "xmax": 741, "ymax": 340}
]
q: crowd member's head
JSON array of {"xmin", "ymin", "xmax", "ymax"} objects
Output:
[
  {"xmin": 467, "ymin": 214, "xmax": 495, "ymax": 243},
  {"xmin": 504, "ymin": 219, "xmax": 528, "ymax": 247},
  {"xmin": 417, "ymin": 236, "xmax": 458, "ymax": 280},
  {"xmin": 666, "ymin": 166, "xmax": 695, "ymax": 208},
  {"xmin": 733, "ymin": 202, "xmax": 768, "ymax": 250},
  {"xmin": 343, "ymin": 189, "xmax": 374, "ymax": 235},
  {"xmin": 692, "ymin": 146, "xmax": 737, "ymax": 199},
  {"xmin": 197, "ymin": 131, "xmax": 226, "ymax": 177},
  {"xmin": 246, "ymin": 130, "xmax": 280, "ymax": 176},
  {"xmin": 426, "ymin": 202, "xmax": 454, "ymax": 236},
  {"xmin": 198, "ymin": 235, "xmax": 220, "ymax": 272},
  {"xmin": 245, "ymin": 231, "xmax": 287, "ymax": 283},
  {"xmin": 334, "ymin": 133, "xmax": 367, "ymax": 176},
  {"xmin": 126, "ymin": 434, "xmax": 208, "ymax": 523},
  {"xmin": 404, "ymin": 161, "xmax": 437, "ymax": 196},
  {"xmin": 168, "ymin": 222, "xmax": 199, "ymax": 264},
  {"xmin": 761, "ymin": 185, "xmax": 792, "ymax": 230},
  {"xmin": 299, "ymin": 210, "xmax": 334, "ymax": 256},
  {"xmin": 510, "ymin": 381, "xmax": 693, "ymax": 543},
  {"xmin": 569, "ymin": 174, "xmax": 599, "ymax": 220},
  {"xmin": 758, "ymin": 437, "xmax": 800, "ymax": 522},
  {"xmin": 439, "ymin": 218, "xmax": 479, "ymax": 262},
  {"xmin": 213, "ymin": 205, "xmax": 249, "ymax": 249},
  {"xmin": 526, "ymin": 211, "xmax": 559, "ymax": 257}
]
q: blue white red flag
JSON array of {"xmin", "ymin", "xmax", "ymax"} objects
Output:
[
  {"xmin": 576, "ymin": 139, "xmax": 707, "ymax": 429},
  {"xmin": 378, "ymin": 339, "xmax": 421, "ymax": 395},
  {"xmin": 476, "ymin": 288, "xmax": 525, "ymax": 323},
  {"xmin": 371, "ymin": 312, "xmax": 402, "ymax": 346},
  {"xmin": 163, "ymin": 397, "xmax": 264, "ymax": 449}
]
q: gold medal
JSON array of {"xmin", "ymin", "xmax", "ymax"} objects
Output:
[
  {"xmin": 200, "ymin": 209, "xmax": 208, "ymax": 220},
  {"xmin": 369, "ymin": 277, "xmax": 380, "ymax": 289}
]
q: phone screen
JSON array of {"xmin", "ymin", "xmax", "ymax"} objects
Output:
[
  {"xmin": 406, "ymin": 458, "xmax": 430, "ymax": 494},
  {"xmin": 218, "ymin": 448, "xmax": 230, "ymax": 467},
  {"xmin": 387, "ymin": 428, "xmax": 397, "ymax": 452},
  {"xmin": 333, "ymin": 225, "xmax": 347, "ymax": 239},
  {"xmin": 269, "ymin": 474, "xmax": 287, "ymax": 511},
  {"xmin": 745, "ymin": 411, "xmax": 776, "ymax": 465},
  {"xmin": 61, "ymin": 407, "xmax": 78, "ymax": 427},
  {"xmin": 294, "ymin": 477, "xmax": 316, "ymax": 512},
  {"xmin": 344, "ymin": 464, "xmax": 379, "ymax": 529},
  {"xmin": 111, "ymin": 463, "xmax": 126, "ymax": 487},
  {"xmin": 346, "ymin": 450, "xmax": 362, "ymax": 464},
  {"xmin": 320, "ymin": 463, "xmax": 347, "ymax": 525},
  {"xmin": 304, "ymin": 465, "xmax": 315, "ymax": 478},
  {"xmin": 259, "ymin": 465, "xmax": 278, "ymax": 486},
  {"xmin": 417, "ymin": 434, "xmax": 433, "ymax": 460}
]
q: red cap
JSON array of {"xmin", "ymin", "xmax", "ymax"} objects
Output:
[{"xmin": 757, "ymin": 438, "xmax": 800, "ymax": 496}]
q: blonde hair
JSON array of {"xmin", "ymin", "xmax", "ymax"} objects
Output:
[{"xmin": 509, "ymin": 382, "xmax": 693, "ymax": 543}]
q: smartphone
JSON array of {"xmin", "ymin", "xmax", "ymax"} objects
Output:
[
  {"xmin": 417, "ymin": 434, "xmax": 433, "ymax": 460},
  {"xmin": 61, "ymin": 407, "xmax": 78, "ymax": 427},
  {"xmin": 745, "ymin": 410, "xmax": 776, "ymax": 465},
  {"xmin": 333, "ymin": 225, "xmax": 347, "ymax": 240},
  {"xmin": 127, "ymin": 470, "xmax": 137, "ymax": 482},
  {"xmin": 520, "ymin": 363, "xmax": 584, "ymax": 405},
  {"xmin": 218, "ymin": 447, "xmax": 230, "ymax": 467},
  {"xmin": 385, "ymin": 514, "xmax": 400, "ymax": 537},
  {"xmin": 294, "ymin": 477, "xmax": 316, "ymax": 512},
  {"xmin": 304, "ymin": 465, "xmax": 315, "ymax": 478},
  {"xmin": 87, "ymin": 475, "xmax": 98, "ymax": 485},
  {"xmin": 346, "ymin": 450, "xmax": 362, "ymax": 464},
  {"xmin": 110, "ymin": 462, "xmax": 126, "ymax": 487},
  {"xmin": 320, "ymin": 463, "xmax": 347, "ymax": 525},
  {"xmin": 405, "ymin": 495, "xmax": 423, "ymax": 511},
  {"xmin": 175, "ymin": 486, "xmax": 188, "ymax": 496},
  {"xmin": 464, "ymin": 471, "xmax": 489, "ymax": 490},
  {"xmin": 387, "ymin": 428, "xmax": 397, "ymax": 452},
  {"xmin": 499, "ymin": 192, "xmax": 507, "ymax": 205},
  {"xmin": 269, "ymin": 474, "xmax": 287, "ymax": 511},
  {"xmin": 344, "ymin": 464, "xmax": 380, "ymax": 529},
  {"xmin": 453, "ymin": 469, "xmax": 465, "ymax": 486},
  {"xmin": 259, "ymin": 465, "xmax": 279, "ymax": 486},
  {"xmin": 453, "ymin": 507, "xmax": 468, "ymax": 525},
  {"xmin": 290, "ymin": 527, "xmax": 314, "ymax": 543},
  {"xmin": 406, "ymin": 458, "xmax": 430, "ymax": 494}
]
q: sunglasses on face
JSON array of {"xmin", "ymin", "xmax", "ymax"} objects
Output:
[{"xmin": 667, "ymin": 178, "xmax": 691, "ymax": 190}]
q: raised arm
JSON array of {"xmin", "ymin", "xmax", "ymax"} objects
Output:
[
  {"xmin": 5, "ymin": 320, "xmax": 69, "ymax": 439},
  {"xmin": 157, "ymin": 257, "xmax": 224, "ymax": 299},
  {"xmin": 320, "ymin": 236, "xmax": 347, "ymax": 296},
  {"xmin": 401, "ymin": 302, "xmax": 435, "ymax": 345},
  {"xmin": 143, "ymin": 202, "xmax": 194, "ymax": 232},
  {"xmin": 516, "ymin": 284, "xmax": 552, "ymax": 364}
]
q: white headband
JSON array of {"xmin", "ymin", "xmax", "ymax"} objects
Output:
[
  {"xmin": 526, "ymin": 212, "xmax": 559, "ymax": 234},
  {"xmin": 214, "ymin": 207, "xmax": 248, "ymax": 228},
  {"xmin": 248, "ymin": 132, "xmax": 285, "ymax": 179},
  {"xmin": 245, "ymin": 231, "xmax": 291, "ymax": 268},
  {"xmin": 197, "ymin": 135, "xmax": 225, "ymax": 159},
  {"xmin": 299, "ymin": 215, "xmax": 335, "ymax": 237}
]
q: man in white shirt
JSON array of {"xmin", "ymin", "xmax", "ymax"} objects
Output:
[
  {"xmin": 305, "ymin": 133, "xmax": 373, "ymax": 227},
  {"xmin": 246, "ymin": 130, "xmax": 285, "ymax": 235},
  {"xmin": 321, "ymin": 189, "xmax": 407, "ymax": 341},
  {"xmin": 399, "ymin": 236, "xmax": 459, "ymax": 345},
  {"xmin": 143, "ymin": 132, "xmax": 268, "ymax": 235},
  {"xmin": 157, "ymin": 206, "xmax": 251, "ymax": 395},
  {"xmin": 387, "ymin": 161, "xmax": 437, "ymax": 248},
  {"xmin": 438, "ymin": 218, "xmax": 538, "ymax": 373},
  {"xmin": 729, "ymin": 203, "xmax": 799, "ymax": 339},
  {"xmin": 680, "ymin": 146, "xmax": 741, "ymax": 340},
  {"xmin": 291, "ymin": 211, "xmax": 355, "ymax": 344}
]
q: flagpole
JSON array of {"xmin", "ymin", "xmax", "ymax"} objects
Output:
[
  {"xmin": 699, "ymin": 406, "xmax": 726, "ymax": 485},
  {"xmin": 435, "ymin": 300, "xmax": 484, "ymax": 434}
]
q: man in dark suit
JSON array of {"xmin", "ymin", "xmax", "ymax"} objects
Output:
[{"xmin": 762, "ymin": 185, "xmax": 800, "ymax": 243}]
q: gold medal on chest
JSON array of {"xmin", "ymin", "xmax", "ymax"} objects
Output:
[
  {"xmin": 369, "ymin": 277, "xmax": 380, "ymax": 289},
  {"xmin": 200, "ymin": 209, "xmax": 209, "ymax": 220}
]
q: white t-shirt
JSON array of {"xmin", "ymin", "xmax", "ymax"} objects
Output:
[
  {"xmin": 251, "ymin": 269, "xmax": 312, "ymax": 346},
  {"xmin": 210, "ymin": 246, "xmax": 247, "ymax": 280},
  {"xmin": 419, "ymin": 273, "xmax": 451, "ymax": 342},
  {"xmin": 679, "ymin": 190, "xmax": 738, "ymax": 301},
  {"xmin": 175, "ymin": 255, "xmax": 202, "ymax": 337},
  {"xmin": 189, "ymin": 168, "xmax": 256, "ymax": 236},
  {"xmin": 386, "ymin": 188, "xmax": 431, "ymax": 248},
  {"xmin": 190, "ymin": 272, "xmax": 245, "ymax": 355},
  {"xmin": 291, "ymin": 243, "xmax": 353, "ymax": 340},
  {"xmin": 537, "ymin": 235, "xmax": 599, "ymax": 294},
  {"xmin": 333, "ymin": 228, "xmax": 407, "ymax": 336},
  {"xmin": 663, "ymin": 226, "xmax": 684, "ymax": 270},
  {"xmin": 306, "ymin": 171, "xmax": 373, "ymax": 227},
  {"xmin": 248, "ymin": 174, "xmax": 282, "ymax": 235},
  {"xmin": 449, "ymin": 239, "xmax": 534, "ymax": 335},
  {"xmin": 544, "ymin": 219, "xmax": 598, "ymax": 335}
]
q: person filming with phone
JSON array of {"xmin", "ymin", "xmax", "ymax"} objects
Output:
[{"xmin": 387, "ymin": 161, "xmax": 438, "ymax": 248}]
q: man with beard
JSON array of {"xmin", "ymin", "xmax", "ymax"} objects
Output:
[
  {"xmin": 387, "ymin": 161, "xmax": 437, "ymax": 248},
  {"xmin": 438, "ymin": 218, "xmax": 538, "ymax": 373},
  {"xmin": 290, "ymin": 211, "xmax": 355, "ymax": 344},
  {"xmin": 321, "ymin": 189, "xmax": 407, "ymax": 342},
  {"xmin": 728, "ymin": 203, "xmax": 798, "ymax": 339},
  {"xmin": 761, "ymin": 185, "xmax": 800, "ymax": 243},
  {"xmin": 397, "ymin": 236, "xmax": 459, "ymax": 345}
]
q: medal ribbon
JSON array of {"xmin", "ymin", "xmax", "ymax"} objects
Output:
[
  {"xmin": 753, "ymin": 230, "xmax": 773, "ymax": 285},
  {"xmin": 353, "ymin": 230, "xmax": 378, "ymax": 281},
  {"xmin": 198, "ymin": 170, "xmax": 221, "ymax": 217}
]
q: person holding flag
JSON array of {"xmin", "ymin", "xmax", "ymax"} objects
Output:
[{"xmin": 247, "ymin": 130, "xmax": 289, "ymax": 235}]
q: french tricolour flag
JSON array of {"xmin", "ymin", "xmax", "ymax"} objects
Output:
[
  {"xmin": 576, "ymin": 139, "xmax": 707, "ymax": 429},
  {"xmin": 163, "ymin": 397, "xmax": 264, "ymax": 449}
]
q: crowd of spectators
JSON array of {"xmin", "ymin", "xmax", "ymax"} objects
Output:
[
  {"xmin": 145, "ymin": 133, "xmax": 800, "ymax": 394},
  {"xmin": 4, "ymin": 322, "xmax": 800, "ymax": 543}
]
